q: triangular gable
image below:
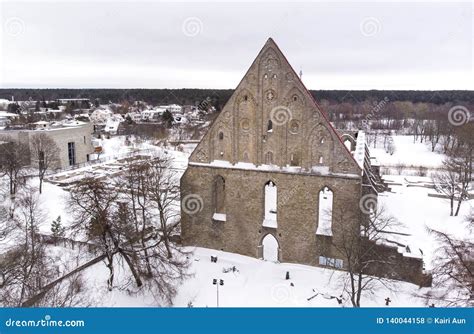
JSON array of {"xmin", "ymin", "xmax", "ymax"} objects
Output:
[{"xmin": 189, "ymin": 38, "xmax": 362, "ymax": 176}]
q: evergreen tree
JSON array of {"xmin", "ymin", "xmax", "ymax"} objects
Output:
[
  {"xmin": 162, "ymin": 110, "xmax": 174, "ymax": 128},
  {"xmin": 51, "ymin": 216, "xmax": 65, "ymax": 243}
]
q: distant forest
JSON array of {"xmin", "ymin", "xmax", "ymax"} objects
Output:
[{"xmin": 0, "ymin": 89, "xmax": 472, "ymax": 111}]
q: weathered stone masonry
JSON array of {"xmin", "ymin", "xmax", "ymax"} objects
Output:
[{"xmin": 180, "ymin": 38, "xmax": 429, "ymax": 285}]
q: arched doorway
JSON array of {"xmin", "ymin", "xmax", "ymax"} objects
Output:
[{"xmin": 262, "ymin": 234, "xmax": 279, "ymax": 262}]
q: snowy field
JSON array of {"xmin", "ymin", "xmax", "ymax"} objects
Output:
[{"xmin": 370, "ymin": 135, "xmax": 444, "ymax": 169}]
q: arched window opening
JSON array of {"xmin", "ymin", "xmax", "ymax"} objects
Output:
[
  {"xmin": 263, "ymin": 181, "xmax": 277, "ymax": 228},
  {"xmin": 212, "ymin": 175, "xmax": 226, "ymax": 221},
  {"xmin": 262, "ymin": 234, "xmax": 279, "ymax": 262},
  {"xmin": 267, "ymin": 120, "xmax": 273, "ymax": 132},
  {"xmin": 316, "ymin": 187, "xmax": 333, "ymax": 236},
  {"xmin": 218, "ymin": 132, "xmax": 224, "ymax": 140},
  {"xmin": 319, "ymin": 156, "xmax": 324, "ymax": 164}
]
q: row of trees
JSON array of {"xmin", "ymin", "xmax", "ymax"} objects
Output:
[
  {"xmin": 2, "ymin": 89, "xmax": 472, "ymax": 108},
  {"xmin": 0, "ymin": 150, "xmax": 189, "ymax": 306}
]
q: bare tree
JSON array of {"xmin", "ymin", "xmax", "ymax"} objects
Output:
[
  {"xmin": 331, "ymin": 205, "xmax": 401, "ymax": 307},
  {"xmin": 434, "ymin": 153, "xmax": 471, "ymax": 216},
  {"xmin": 0, "ymin": 137, "xmax": 29, "ymax": 195},
  {"xmin": 68, "ymin": 177, "xmax": 143, "ymax": 291},
  {"xmin": 145, "ymin": 154, "xmax": 181, "ymax": 258},
  {"xmin": 422, "ymin": 224, "xmax": 473, "ymax": 306},
  {"xmin": 432, "ymin": 162, "xmax": 458, "ymax": 216},
  {"xmin": 117, "ymin": 154, "xmax": 190, "ymax": 304},
  {"xmin": 0, "ymin": 190, "xmax": 47, "ymax": 306},
  {"xmin": 30, "ymin": 133, "xmax": 60, "ymax": 194}
]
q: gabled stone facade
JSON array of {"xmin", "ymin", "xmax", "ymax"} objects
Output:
[
  {"xmin": 180, "ymin": 39, "xmax": 430, "ymax": 286},
  {"xmin": 181, "ymin": 38, "xmax": 368, "ymax": 268}
]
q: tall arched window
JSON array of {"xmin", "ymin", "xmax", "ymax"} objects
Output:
[
  {"xmin": 316, "ymin": 186, "xmax": 333, "ymax": 236},
  {"xmin": 263, "ymin": 181, "xmax": 277, "ymax": 228},
  {"xmin": 213, "ymin": 175, "xmax": 226, "ymax": 221}
]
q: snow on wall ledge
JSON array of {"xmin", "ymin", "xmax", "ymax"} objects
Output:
[
  {"xmin": 212, "ymin": 213, "xmax": 227, "ymax": 222},
  {"xmin": 188, "ymin": 160, "xmax": 361, "ymax": 179},
  {"xmin": 353, "ymin": 130, "xmax": 366, "ymax": 170},
  {"xmin": 262, "ymin": 218, "xmax": 277, "ymax": 228}
]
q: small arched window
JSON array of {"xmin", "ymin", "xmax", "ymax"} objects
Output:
[
  {"xmin": 319, "ymin": 156, "xmax": 324, "ymax": 164},
  {"xmin": 267, "ymin": 120, "xmax": 273, "ymax": 132},
  {"xmin": 218, "ymin": 132, "xmax": 224, "ymax": 140}
]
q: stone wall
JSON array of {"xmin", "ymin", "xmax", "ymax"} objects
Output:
[
  {"xmin": 363, "ymin": 238, "xmax": 432, "ymax": 287},
  {"xmin": 181, "ymin": 164, "xmax": 362, "ymax": 267}
]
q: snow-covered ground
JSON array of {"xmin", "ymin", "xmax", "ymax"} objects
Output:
[
  {"xmin": 370, "ymin": 135, "xmax": 444, "ymax": 168},
  {"xmin": 3, "ymin": 134, "xmax": 470, "ymax": 307},
  {"xmin": 379, "ymin": 175, "xmax": 472, "ymax": 270},
  {"xmin": 74, "ymin": 247, "xmax": 425, "ymax": 307}
]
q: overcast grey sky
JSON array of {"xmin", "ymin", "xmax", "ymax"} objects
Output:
[{"xmin": 0, "ymin": 1, "xmax": 472, "ymax": 89}]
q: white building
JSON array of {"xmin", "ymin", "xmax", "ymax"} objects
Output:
[
  {"xmin": 0, "ymin": 122, "xmax": 94, "ymax": 168},
  {"xmin": 159, "ymin": 104, "xmax": 182, "ymax": 114},
  {"xmin": 141, "ymin": 109, "xmax": 164, "ymax": 121}
]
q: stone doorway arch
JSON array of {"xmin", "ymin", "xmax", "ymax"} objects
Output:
[{"xmin": 258, "ymin": 233, "xmax": 281, "ymax": 262}]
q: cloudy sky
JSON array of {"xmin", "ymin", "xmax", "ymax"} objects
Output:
[{"xmin": 0, "ymin": 1, "xmax": 472, "ymax": 90}]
